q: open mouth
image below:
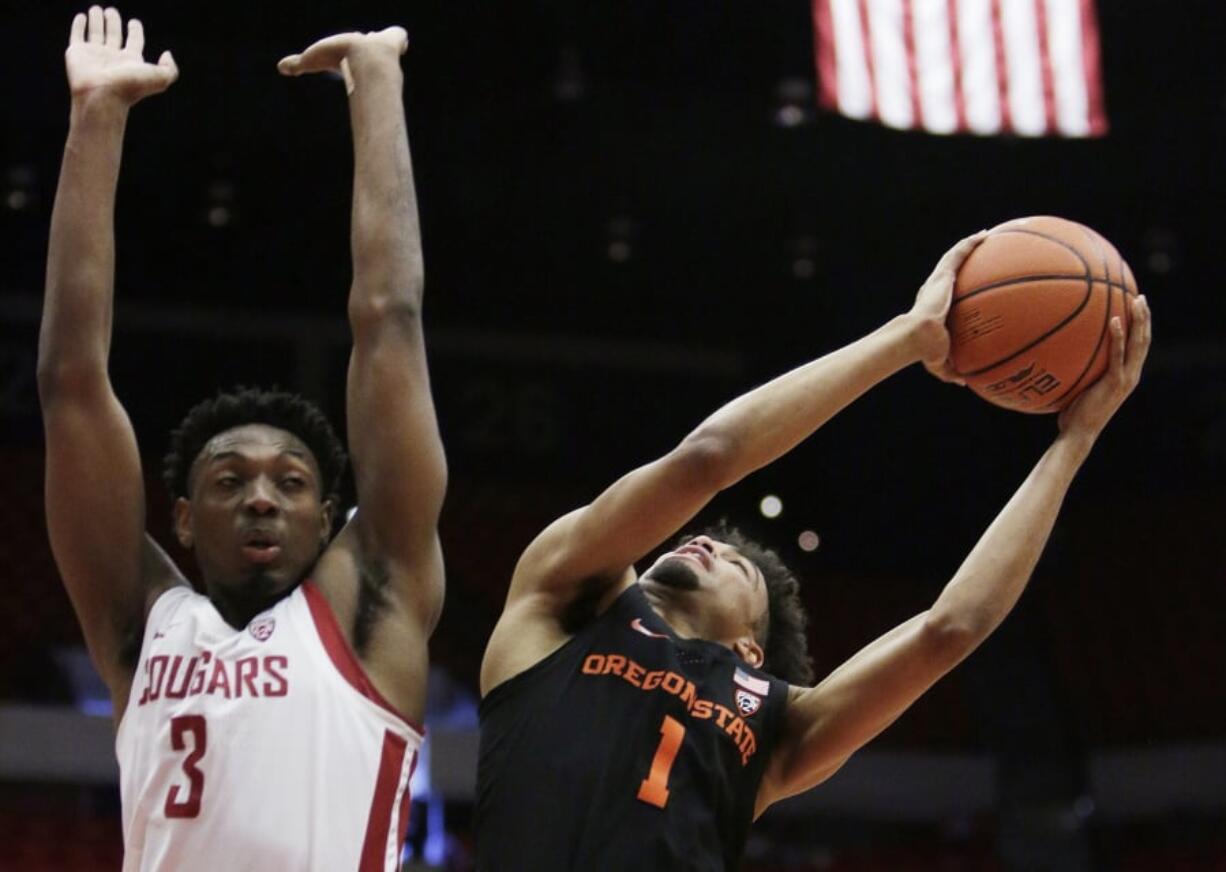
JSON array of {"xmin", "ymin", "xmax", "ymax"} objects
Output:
[
  {"xmin": 672, "ymin": 545, "xmax": 712, "ymax": 571},
  {"xmin": 240, "ymin": 531, "xmax": 283, "ymax": 565}
]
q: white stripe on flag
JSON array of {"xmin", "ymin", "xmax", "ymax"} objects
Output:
[
  {"xmin": 1000, "ymin": 0, "xmax": 1045, "ymax": 135},
  {"xmin": 1045, "ymin": 0, "xmax": 1091, "ymax": 136},
  {"xmin": 734, "ymin": 668, "xmax": 771, "ymax": 696},
  {"xmin": 868, "ymin": 0, "xmax": 913, "ymax": 128},
  {"xmin": 956, "ymin": 0, "xmax": 1002, "ymax": 134},
  {"xmin": 830, "ymin": 0, "xmax": 874, "ymax": 119},
  {"xmin": 913, "ymin": 0, "xmax": 958, "ymax": 134},
  {"xmin": 812, "ymin": 0, "xmax": 1105, "ymax": 137}
]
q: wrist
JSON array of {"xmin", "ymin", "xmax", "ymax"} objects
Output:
[
  {"xmin": 70, "ymin": 90, "xmax": 131, "ymax": 126},
  {"xmin": 893, "ymin": 311, "xmax": 942, "ymax": 364},
  {"xmin": 343, "ymin": 42, "xmax": 405, "ymax": 79},
  {"xmin": 1052, "ymin": 428, "xmax": 1096, "ymax": 464}
]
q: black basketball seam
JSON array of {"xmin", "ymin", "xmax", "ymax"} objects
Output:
[
  {"xmin": 954, "ymin": 274, "xmax": 1133, "ymax": 305},
  {"xmin": 956, "ymin": 232, "xmax": 1094, "ymax": 378},
  {"xmin": 1040, "ymin": 226, "xmax": 1116, "ymax": 409}
]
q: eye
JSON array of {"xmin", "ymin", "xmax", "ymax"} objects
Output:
[
  {"xmin": 215, "ymin": 474, "xmax": 241, "ymax": 490},
  {"xmin": 280, "ymin": 475, "xmax": 307, "ymax": 491}
]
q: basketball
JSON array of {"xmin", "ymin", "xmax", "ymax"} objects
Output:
[{"xmin": 948, "ymin": 216, "xmax": 1138, "ymax": 413}]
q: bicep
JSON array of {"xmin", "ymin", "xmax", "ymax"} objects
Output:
[
  {"xmin": 762, "ymin": 612, "xmax": 965, "ymax": 804},
  {"xmin": 346, "ymin": 311, "xmax": 447, "ymax": 568},
  {"xmin": 42, "ymin": 385, "xmax": 152, "ymax": 688},
  {"xmin": 507, "ymin": 439, "xmax": 726, "ymax": 610}
]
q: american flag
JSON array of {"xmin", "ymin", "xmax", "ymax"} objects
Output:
[
  {"xmin": 812, "ymin": 0, "xmax": 1107, "ymax": 136},
  {"xmin": 734, "ymin": 667, "xmax": 771, "ymax": 696}
]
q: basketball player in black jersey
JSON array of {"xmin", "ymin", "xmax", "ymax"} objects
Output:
[{"xmin": 477, "ymin": 236, "xmax": 1151, "ymax": 869}]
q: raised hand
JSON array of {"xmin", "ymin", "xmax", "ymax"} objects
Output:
[
  {"xmin": 908, "ymin": 231, "xmax": 988, "ymax": 384},
  {"xmin": 66, "ymin": 7, "xmax": 177, "ymax": 106},
  {"xmin": 277, "ymin": 27, "xmax": 407, "ymax": 85},
  {"xmin": 1058, "ymin": 294, "xmax": 1151, "ymax": 438}
]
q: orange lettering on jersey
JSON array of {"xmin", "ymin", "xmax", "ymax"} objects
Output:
[{"xmin": 580, "ymin": 651, "xmax": 762, "ymax": 766}]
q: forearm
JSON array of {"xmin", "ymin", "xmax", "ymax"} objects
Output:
[
  {"xmin": 39, "ymin": 96, "xmax": 130, "ymax": 385},
  {"xmin": 689, "ymin": 314, "xmax": 930, "ymax": 487},
  {"xmin": 345, "ymin": 50, "xmax": 423, "ymax": 314},
  {"xmin": 929, "ymin": 431, "xmax": 1094, "ymax": 640}
]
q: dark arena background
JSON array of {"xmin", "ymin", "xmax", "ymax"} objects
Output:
[{"xmin": 2, "ymin": 1, "xmax": 1224, "ymax": 869}]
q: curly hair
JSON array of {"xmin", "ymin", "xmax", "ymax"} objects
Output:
[
  {"xmin": 688, "ymin": 523, "xmax": 815, "ymax": 687},
  {"xmin": 162, "ymin": 387, "xmax": 348, "ymax": 504}
]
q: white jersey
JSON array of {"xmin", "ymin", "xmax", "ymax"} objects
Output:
[{"xmin": 116, "ymin": 582, "xmax": 423, "ymax": 872}]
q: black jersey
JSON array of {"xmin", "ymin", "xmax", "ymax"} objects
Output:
[{"xmin": 476, "ymin": 584, "xmax": 789, "ymax": 871}]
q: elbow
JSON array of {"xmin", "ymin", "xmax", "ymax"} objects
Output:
[
  {"xmin": 347, "ymin": 280, "xmax": 424, "ymax": 334},
  {"xmin": 673, "ymin": 429, "xmax": 739, "ymax": 492},
  {"xmin": 920, "ymin": 607, "xmax": 985, "ymax": 668},
  {"xmin": 36, "ymin": 353, "xmax": 103, "ymax": 404}
]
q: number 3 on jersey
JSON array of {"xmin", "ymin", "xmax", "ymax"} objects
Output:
[
  {"xmin": 637, "ymin": 715, "xmax": 685, "ymax": 808},
  {"xmin": 165, "ymin": 715, "xmax": 207, "ymax": 818}
]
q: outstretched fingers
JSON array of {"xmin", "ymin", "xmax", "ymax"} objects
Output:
[
  {"xmin": 87, "ymin": 6, "xmax": 104, "ymax": 44},
  {"xmin": 1124, "ymin": 295, "xmax": 1152, "ymax": 379},
  {"xmin": 103, "ymin": 7, "xmax": 122, "ymax": 49},
  {"xmin": 124, "ymin": 17, "xmax": 145, "ymax": 55},
  {"xmin": 70, "ymin": 12, "xmax": 86, "ymax": 45}
]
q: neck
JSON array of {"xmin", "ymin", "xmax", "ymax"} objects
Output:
[
  {"xmin": 206, "ymin": 577, "xmax": 296, "ymax": 629},
  {"xmin": 640, "ymin": 584, "xmax": 717, "ymax": 644}
]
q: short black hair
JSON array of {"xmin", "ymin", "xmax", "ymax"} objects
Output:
[
  {"xmin": 692, "ymin": 523, "xmax": 815, "ymax": 687},
  {"xmin": 162, "ymin": 387, "xmax": 347, "ymax": 504}
]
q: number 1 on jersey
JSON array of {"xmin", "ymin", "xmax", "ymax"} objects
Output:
[{"xmin": 637, "ymin": 715, "xmax": 685, "ymax": 808}]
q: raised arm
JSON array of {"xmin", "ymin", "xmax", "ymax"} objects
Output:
[
  {"xmin": 481, "ymin": 236, "xmax": 985, "ymax": 691},
  {"xmin": 38, "ymin": 8, "xmax": 180, "ymax": 704},
  {"xmin": 278, "ymin": 32, "xmax": 445, "ymax": 634},
  {"xmin": 756, "ymin": 296, "xmax": 1152, "ymax": 814}
]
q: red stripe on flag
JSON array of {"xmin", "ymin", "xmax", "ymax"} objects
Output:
[
  {"xmin": 1078, "ymin": 0, "xmax": 1108, "ymax": 134},
  {"xmin": 1033, "ymin": 0, "xmax": 1058, "ymax": 133},
  {"xmin": 359, "ymin": 730, "xmax": 409, "ymax": 872},
  {"xmin": 903, "ymin": 0, "xmax": 924, "ymax": 129},
  {"xmin": 857, "ymin": 0, "xmax": 880, "ymax": 121},
  {"xmin": 990, "ymin": 0, "xmax": 1012, "ymax": 132},
  {"xmin": 813, "ymin": 0, "xmax": 840, "ymax": 110},
  {"xmin": 947, "ymin": 0, "xmax": 968, "ymax": 132}
]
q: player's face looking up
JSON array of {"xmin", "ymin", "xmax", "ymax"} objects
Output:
[
  {"xmin": 174, "ymin": 424, "xmax": 334, "ymax": 602},
  {"xmin": 641, "ymin": 536, "xmax": 769, "ymax": 664}
]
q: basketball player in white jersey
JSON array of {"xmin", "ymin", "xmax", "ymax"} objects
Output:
[{"xmin": 38, "ymin": 9, "xmax": 442, "ymax": 870}]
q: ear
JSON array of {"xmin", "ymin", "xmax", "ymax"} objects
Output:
[
  {"xmin": 173, "ymin": 497, "xmax": 194, "ymax": 549},
  {"xmin": 319, "ymin": 499, "xmax": 336, "ymax": 543},
  {"xmin": 733, "ymin": 636, "xmax": 765, "ymax": 669}
]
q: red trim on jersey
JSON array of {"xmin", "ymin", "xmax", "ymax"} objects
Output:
[
  {"xmin": 359, "ymin": 730, "xmax": 409, "ymax": 872},
  {"xmin": 302, "ymin": 581, "xmax": 425, "ymax": 735}
]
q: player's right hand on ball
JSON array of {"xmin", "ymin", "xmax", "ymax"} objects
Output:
[
  {"xmin": 1057, "ymin": 294, "xmax": 1151, "ymax": 438},
  {"xmin": 909, "ymin": 231, "xmax": 988, "ymax": 385},
  {"xmin": 66, "ymin": 7, "xmax": 178, "ymax": 105}
]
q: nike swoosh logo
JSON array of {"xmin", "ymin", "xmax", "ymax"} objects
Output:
[{"xmin": 630, "ymin": 618, "xmax": 669, "ymax": 639}]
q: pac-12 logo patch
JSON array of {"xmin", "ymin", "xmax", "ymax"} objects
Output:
[
  {"xmin": 249, "ymin": 615, "xmax": 276, "ymax": 642},
  {"xmin": 735, "ymin": 689, "xmax": 762, "ymax": 716}
]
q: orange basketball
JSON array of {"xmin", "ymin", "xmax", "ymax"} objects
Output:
[{"xmin": 948, "ymin": 216, "xmax": 1138, "ymax": 414}]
